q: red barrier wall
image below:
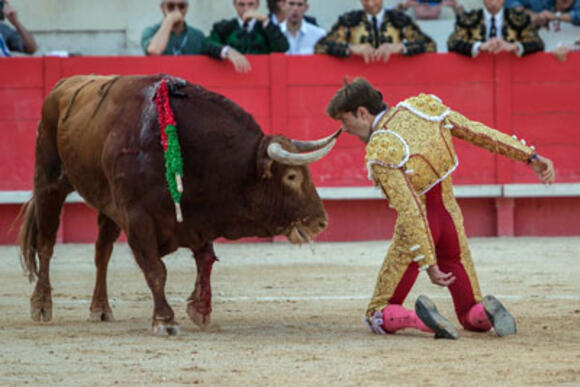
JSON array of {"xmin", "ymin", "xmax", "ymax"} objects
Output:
[{"xmin": 1, "ymin": 53, "xmax": 579, "ymax": 244}]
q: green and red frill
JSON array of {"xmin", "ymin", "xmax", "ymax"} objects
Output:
[{"xmin": 154, "ymin": 78, "xmax": 184, "ymax": 222}]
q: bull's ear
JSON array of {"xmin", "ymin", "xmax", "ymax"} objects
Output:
[{"xmin": 258, "ymin": 158, "xmax": 274, "ymax": 180}]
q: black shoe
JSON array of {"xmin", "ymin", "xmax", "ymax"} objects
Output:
[
  {"xmin": 415, "ymin": 295, "xmax": 459, "ymax": 340},
  {"xmin": 482, "ymin": 295, "xmax": 517, "ymax": 337}
]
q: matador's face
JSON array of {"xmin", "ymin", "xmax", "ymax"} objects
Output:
[
  {"xmin": 361, "ymin": 0, "xmax": 384, "ymax": 16},
  {"xmin": 337, "ymin": 109, "xmax": 374, "ymax": 143}
]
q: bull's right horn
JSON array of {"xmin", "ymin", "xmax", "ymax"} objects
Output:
[
  {"xmin": 291, "ymin": 129, "xmax": 342, "ymax": 152},
  {"xmin": 267, "ymin": 138, "xmax": 337, "ymax": 166}
]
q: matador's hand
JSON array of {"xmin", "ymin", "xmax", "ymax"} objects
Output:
[
  {"xmin": 426, "ymin": 264, "xmax": 456, "ymax": 287},
  {"xmin": 531, "ymin": 154, "xmax": 555, "ymax": 185}
]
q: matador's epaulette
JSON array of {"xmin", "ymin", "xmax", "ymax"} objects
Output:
[
  {"xmin": 387, "ymin": 10, "xmax": 414, "ymax": 29},
  {"xmin": 337, "ymin": 10, "xmax": 365, "ymax": 27},
  {"xmin": 505, "ymin": 8, "xmax": 532, "ymax": 30},
  {"xmin": 212, "ymin": 19, "xmax": 238, "ymax": 38},
  {"xmin": 455, "ymin": 9, "xmax": 484, "ymax": 28}
]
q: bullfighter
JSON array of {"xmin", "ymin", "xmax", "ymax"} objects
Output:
[{"xmin": 326, "ymin": 78, "xmax": 555, "ymax": 339}]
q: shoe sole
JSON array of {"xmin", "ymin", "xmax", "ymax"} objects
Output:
[
  {"xmin": 415, "ymin": 295, "xmax": 459, "ymax": 340},
  {"xmin": 482, "ymin": 295, "xmax": 517, "ymax": 337}
]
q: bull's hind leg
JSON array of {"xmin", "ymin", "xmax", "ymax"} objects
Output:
[
  {"xmin": 89, "ymin": 213, "xmax": 121, "ymax": 321},
  {"xmin": 127, "ymin": 216, "xmax": 178, "ymax": 336},
  {"xmin": 30, "ymin": 124, "xmax": 72, "ymax": 322},
  {"xmin": 187, "ymin": 243, "xmax": 218, "ymax": 329}
]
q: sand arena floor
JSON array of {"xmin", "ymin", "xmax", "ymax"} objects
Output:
[{"xmin": 0, "ymin": 237, "xmax": 579, "ymax": 386}]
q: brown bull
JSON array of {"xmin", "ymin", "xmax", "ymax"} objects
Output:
[{"xmin": 18, "ymin": 74, "xmax": 338, "ymax": 335}]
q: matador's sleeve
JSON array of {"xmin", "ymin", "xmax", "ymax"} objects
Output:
[
  {"xmin": 371, "ymin": 164, "xmax": 436, "ymax": 271},
  {"xmin": 446, "ymin": 110, "xmax": 536, "ymax": 163},
  {"xmin": 506, "ymin": 9, "xmax": 544, "ymax": 55},
  {"xmin": 314, "ymin": 11, "xmax": 359, "ymax": 57},
  {"xmin": 394, "ymin": 13, "xmax": 437, "ymax": 55},
  {"xmin": 447, "ymin": 10, "xmax": 484, "ymax": 57}
]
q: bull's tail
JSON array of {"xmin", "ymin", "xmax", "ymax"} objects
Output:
[{"xmin": 18, "ymin": 197, "xmax": 38, "ymax": 283}]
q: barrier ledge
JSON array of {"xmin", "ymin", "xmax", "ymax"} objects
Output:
[{"xmin": 2, "ymin": 183, "xmax": 579, "ymax": 204}]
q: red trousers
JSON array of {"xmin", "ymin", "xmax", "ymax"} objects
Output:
[{"xmin": 389, "ymin": 183, "xmax": 486, "ymax": 331}]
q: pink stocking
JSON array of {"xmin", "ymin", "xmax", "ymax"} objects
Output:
[
  {"xmin": 382, "ymin": 304, "xmax": 432, "ymax": 333},
  {"xmin": 464, "ymin": 303, "xmax": 492, "ymax": 332}
]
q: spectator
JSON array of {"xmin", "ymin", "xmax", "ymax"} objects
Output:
[
  {"xmin": 315, "ymin": 0, "xmax": 436, "ymax": 63},
  {"xmin": 397, "ymin": 0, "xmax": 466, "ymax": 16},
  {"xmin": 267, "ymin": 0, "xmax": 319, "ymax": 26},
  {"xmin": 552, "ymin": 39, "xmax": 580, "ymax": 60},
  {"xmin": 205, "ymin": 0, "xmax": 289, "ymax": 73},
  {"xmin": 141, "ymin": 0, "xmax": 205, "ymax": 55},
  {"xmin": 506, "ymin": 0, "xmax": 580, "ymax": 28},
  {"xmin": 448, "ymin": 0, "xmax": 544, "ymax": 57},
  {"xmin": 280, "ymin": 0, "xmax": 326, "ymax": 55},
  {"xmin": 0, "ymin": 0, "xmax": 37, "ymax": 56},
  {"xmin": 267, "ymin": 0, "xmax": 287, "ymax": 25}
]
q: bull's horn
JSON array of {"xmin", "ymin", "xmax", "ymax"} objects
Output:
[
  {"xmin": 267, "ymin": 138, "xmax": 337, "ymax": 166},
  {"xmin": 291, "ymin": 129, "xmax": 342, "ymax": 152}
]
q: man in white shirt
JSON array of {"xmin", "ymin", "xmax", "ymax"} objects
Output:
[
  {"xmin": 448, "ymin": 0, "xmax": 544, "ymax": 57},
  {"xmin": 280, "ymin": 0, "xmax": 326, "ymax": 55}
]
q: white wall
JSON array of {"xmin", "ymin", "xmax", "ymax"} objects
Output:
[{"xmin": 6, "ymin": 0, "xmax": 577, "ymax": 55}]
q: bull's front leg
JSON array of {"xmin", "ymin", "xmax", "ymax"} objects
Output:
[{"xmin": 187, "ymin": 243, "xmax": 218, "ymax": 329}]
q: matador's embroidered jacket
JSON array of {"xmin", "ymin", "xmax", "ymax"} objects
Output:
[
  {"xmin": 447, "ymin": 8, "xmax": 544, "ymax": 56},
  {"xmin": 205, "ymin": 19, "xmax": 289, "ymax": 57},
  {"xmin": 315, "ymin": 9, "xmax": 436, "ymax": 57},
  {"xmin": 365, "ymin": 94, "xmax": 535, "ymax": 282}
]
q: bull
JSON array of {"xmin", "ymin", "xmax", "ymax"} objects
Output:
[{"xmin": 18, "ymin": 74, "xmax": 338, "ymax": 335}]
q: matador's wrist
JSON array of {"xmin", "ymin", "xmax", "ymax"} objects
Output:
[{"xmin": 527, "ymin": 153, "xmax": 539, "ymax": 165}]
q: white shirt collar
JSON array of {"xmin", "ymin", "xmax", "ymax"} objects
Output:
[
  {"xmin": 280, "ymin": 20, "xmax": 307, "ymax": 36},
  {"xmin": 483, "ymin": 7, "xmax": 504, "ymax": 39},
  {"xmin": 372, "ymin": 110, "xmax": 387, "ymax": 130},
  {"xmin": 237, "ymin": 18, "xmax": 257, "ymax": 31},
  {"xmin": 366, "ymin": 9, "xmax": 385, "ymax": 27}
]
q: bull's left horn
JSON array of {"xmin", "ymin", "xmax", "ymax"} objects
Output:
[
  {"xmin": 267, "ymin": 138, "xmax": 337, "ymax": 166},
  {"xmin": 291, "ymin": 129, "xmax": 342, "ymax": 152}
]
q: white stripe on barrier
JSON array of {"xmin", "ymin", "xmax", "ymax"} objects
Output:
[{"xmin": 1, "ymin": 183, "xmax": 579, "ymax": 204}]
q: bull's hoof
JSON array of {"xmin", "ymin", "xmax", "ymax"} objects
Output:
[
  {"xmin": 89, "ymin": 310, "xmax": 115, "ymax": 322},
  {"xmin": 153, "ymin": 323, "xmax": 180, "ymax": 336},
  {"xmin": 186, "ymin": 302, "xmax": 211, "ymax": 330},
  {"xmin": 30, "ymin": 305, "xmax": 52, "ymax": 322}
]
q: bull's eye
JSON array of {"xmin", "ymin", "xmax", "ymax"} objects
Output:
[{"xmin": 283, "ymin": 168, "xmax": 303, "ymax": 192}]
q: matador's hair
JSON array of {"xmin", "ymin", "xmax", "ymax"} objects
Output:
[{"xmin": 326, "ymin": 77, "xmax": 386, "ymax": 119}]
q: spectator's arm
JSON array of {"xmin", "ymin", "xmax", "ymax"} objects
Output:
[
  {"xmin": 4, "ymin": 1, "xmax": 36, "ymax": 54},
  {"xmin": 401, "ymin": 15, "xmax": 437, "ymax": 55},
  {"xmin": 447, "ymin": 24, "xmax": 475, "ymax": 56},
  {"xmin": 261, "ymin": 21, "xmax": 289, "ymax": 52},
  {"xmin": 510, "ymin": 11, "xmax": 544, "ymax": 55},
  {"xmin": 144, "ymin": 13, "xmax": 183, "ymax": 56},
  {"xmin": 314, "ymin": 16, "xmax": 352, "ymax": 57}
]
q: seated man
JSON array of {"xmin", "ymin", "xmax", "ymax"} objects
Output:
[
  {"xmin": 315, "ymin": 0, "xmax": 436, "ymax": 63},
  {"xmin": 205, "ymin": 0, "xmax": 289, "ymax": 72},
  {"xmin": 141, "ymin": 0, "xmax": 205, "ymax": 55},
  {"xmin": 0, "ymin": 0, "xmax": 37, "ymax": 56},
  {"xmin": 506, "ymin": 0, "xmax": 580, "ymax": 28},
  {"xmin": 280, "ymin": 0, "xmax": 326, "ymax": 55},
  {"xmin": 448, "ymin": 0, "xmax": 544, "ymax": 57}
]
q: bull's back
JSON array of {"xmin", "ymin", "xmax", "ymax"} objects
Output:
[{"xmin": 44, "ymin": 75, "xmax": 162, "ymax": 216}]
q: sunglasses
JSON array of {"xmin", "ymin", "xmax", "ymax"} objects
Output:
[{"xmin": 166, "ymin": 2, "xmax": 187, "ymax": 11}]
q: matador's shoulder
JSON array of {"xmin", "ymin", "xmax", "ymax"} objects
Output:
[
  {"xmin": 455, "ymin": 9, "xmax": 484, "ymax": 28},
  {"xmin": 385, "ymin": 9, "xmax": 414, "ymax": 28},
  {"xmin": 505, "ymin": 8, "xmax": 532, "ymax": 29},
  {"xmin": 336, "ymin": 10, "xmax": 365, "ymax": 27},
  {"xmin": 396, "ymin": 94, "xmax": 450, "ymax": 121}
]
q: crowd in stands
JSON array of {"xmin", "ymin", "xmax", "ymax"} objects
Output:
[{"xmin": 1, "ymin": 0, "xmax": 578, "ymax": 63}]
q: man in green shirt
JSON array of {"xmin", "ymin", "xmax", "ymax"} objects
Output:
[
  {"xmin": 204, "ymin": 0, "xmax": 289, "ymax": 72},
  {"xmin": 141, "ymin": 0, "xmax": 205, "ymax": 55}
]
